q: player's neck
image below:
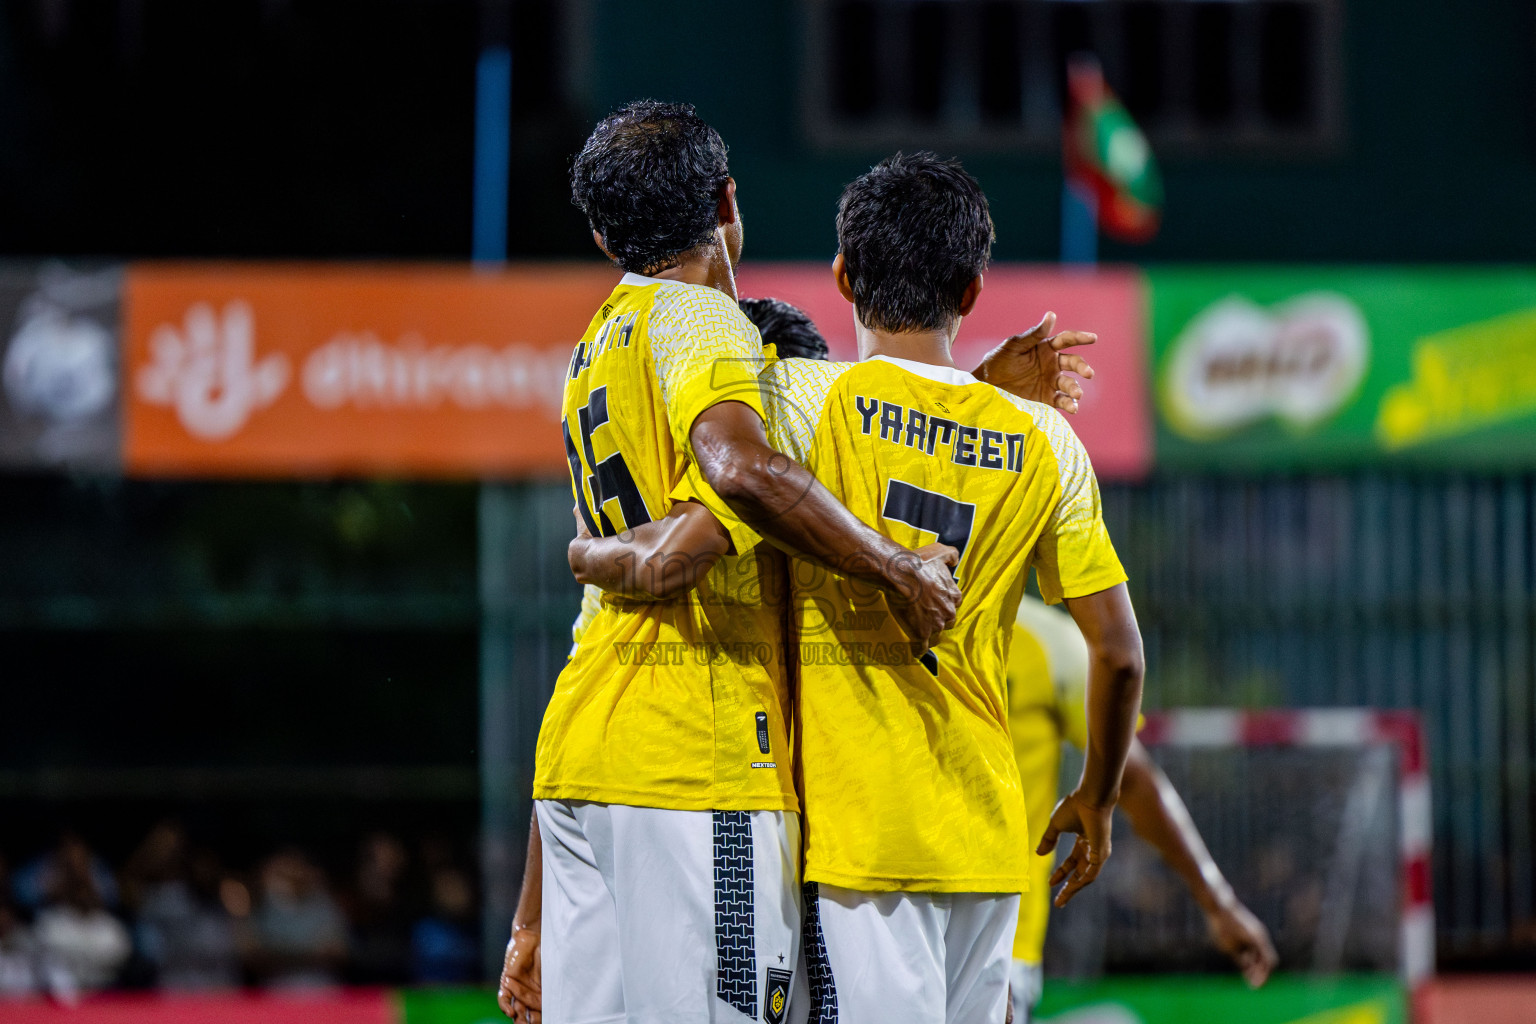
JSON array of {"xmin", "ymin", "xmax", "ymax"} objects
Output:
[
  {"xmin": 643, "ymin": 237, "xmax": 738, "ymax": 301},
  {"xmin": 855, "ymin": 324, "xmax": 959, "ymax": 369}
]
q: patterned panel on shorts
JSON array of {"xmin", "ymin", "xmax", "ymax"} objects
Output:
[
  {"xmin": 714, "ymin": 810, "xmax": 756, "ymax": 1016},
  {"xmin": 803, "ymin": 882, "xmax": 838, "ymax": 1023}
]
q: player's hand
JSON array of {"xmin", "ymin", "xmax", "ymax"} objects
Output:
[
  {"xmin": 973, "ymin": 312, "xmax": 1097, "ymax": 414},
  {"xmin": 572, "ymin": 504, "xmax": 591, "ymax": 540},
  {"xmin": 886, "ymin": 544, "xmax": 961, "ymax": 654},
  {"xmin": 497, "ymin": 925, "xmax": 542, "ymax": 1022},
  {"xmin": 1038, "ymin": 789, "xmax": 1114, "ymax": 907},
  {"xmin": 1205, "ymin": 900, "xmax": 1278, "ymax": 988}
]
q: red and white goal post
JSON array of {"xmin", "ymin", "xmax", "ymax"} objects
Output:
[{"xmin": 1137, "ymin": 708, "xmax": 1434, "ymax": 988}]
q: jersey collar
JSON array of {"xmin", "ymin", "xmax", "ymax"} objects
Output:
[
  {"xmin": 868, "ymin": 353, "xmax": 980, "ymax": 387},
  {"xmin": 620, "ymin": 272, "xmax": 670, "ymax": 287}
]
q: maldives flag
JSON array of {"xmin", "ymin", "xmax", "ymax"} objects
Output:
[{"xmin": 1063, "ymin": 56, "xmax": 1163, "ymax": 243}]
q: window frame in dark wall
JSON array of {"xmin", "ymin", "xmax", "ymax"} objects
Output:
[{"xmin": 799, "ymin": 0, "xmax": 1345, "ymax": 158}]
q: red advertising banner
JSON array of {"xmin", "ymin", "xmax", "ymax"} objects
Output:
[
  {"xmin": 0, "ymin": 990, "xmax": 395, "ymax": 1024},
  {"xmin": 1416, "ymin": 978, "xmax": 1536, "ymax": 1024},
  {"xmin": 122, "ymin": 263, "xmax": 1150, "ymax": 480},
  {"xmin": 737, "ymin": 264, "xmax": 1151, "ymax": 479}
]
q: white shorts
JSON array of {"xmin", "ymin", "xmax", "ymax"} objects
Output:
[
  {"xmin": 803, "ymin": 882, "xmax": 1019, "ymax": 1024},
  {"xmin": 537, "ymin": 799, "xmax": 804, "ymax": 1024}
]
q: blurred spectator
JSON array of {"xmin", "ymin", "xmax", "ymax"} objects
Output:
[
  {"xmin": 123, "ymin": 823, "xmax": 239, "ymax": 991},
  {"xmin": 410, "ymin": 866, "xmax": 478, "ymax": 984},
  {"xmin": 0, "ymin": 898, "xmax": 76, "ymax": 1002},
  {"xmin": 33, "ymin": 837, "xmax": 131, "ymax": 991},
  {"xmin": 346, "ymin": 833, "xmax": 412, "ymax": 985},
  {"xmin": 12, "ymin": 833, "xmax": 118, "ymax": 913},
  {"xmin": 243, "ymin": 849, "xmax": 347, "ymax": 989}
]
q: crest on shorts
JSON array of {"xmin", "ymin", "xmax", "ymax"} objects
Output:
[{"xmin": 763, "ymin": 967, "xmax": 793, "ymax": 1024}]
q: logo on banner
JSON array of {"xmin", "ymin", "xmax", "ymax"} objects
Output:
[
  {"xmin": 1161, "ymin": 293, "xmax": 1368, "ymax": 439},
  {"xmin": 135, "ymin": 299, "xmax": 575, "ymax": 445},
  {"xmin": 1377, "ymin": 305, "xmax": 1536, "ymax": 449},
  {"xmin": 136, "ymin": 301, "xmax": 289, "ymax": 440}
]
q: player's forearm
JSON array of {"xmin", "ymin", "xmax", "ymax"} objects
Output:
[
  {"xmin": 1078, "ymin": 653, "xmax": 1142, "ymax": 807},
  {"xmin": 568, "ymin": 503, "xmax": 728, "ymax": 599},
  {"xmin": 1118, "ymin": 740, "xmax": 1237, "ymax": 914},
  {"xmin": 690, "ymin": 405, "xmax": 918, "ymax": 597},
  {"xmin": 512, "ymin": 810, "xmax": 542, "ymax": 930},
  {"xmin": 1064, "ymin": 585, "xmax": 1145, "ymax": 808}
]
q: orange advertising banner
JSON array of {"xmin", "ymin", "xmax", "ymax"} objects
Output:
[
  {"xmin": 123, "ymin": 262, "xmax": 1151, "ymax": 479},
  {"xmin": 123, "ymin": 263, "xmax": 616, "ymax": 478}
]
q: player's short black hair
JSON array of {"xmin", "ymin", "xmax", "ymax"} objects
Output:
[
  {"xmin": 570, "ymin": 100, "xmax": 731, "ymax": 275},
  {"xmin": 836, "ymin": 151, "xmax": 994, "ymax": 334},
  {"xmin": 739, "ymin": 297, "xmax": 830, "ymax": 362}
]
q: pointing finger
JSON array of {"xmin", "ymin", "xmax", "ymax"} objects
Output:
[{"xmin": 1047, "ymin": 329, "xmax": 1097, "ymax": 351}]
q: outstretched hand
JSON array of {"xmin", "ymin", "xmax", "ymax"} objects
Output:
[
  {"xmin": 1037, "ymin": 789, "xmax": 1114, "ymax": 907},
  {"xmin": 974, "ymin": 312, "xmax": 1097, "ymax": 414},
  {"xmin": 1206, "ymin": 900, "xmax": 1278, "ymax": 988}
]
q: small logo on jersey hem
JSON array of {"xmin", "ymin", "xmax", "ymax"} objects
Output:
[
  {"xmin": 750, "ymin": 761, "xmax": 777, "ymax": 769},
  {"xmin": 763, "ymin": 967, "xmax": 793, "ymax": 1024}
]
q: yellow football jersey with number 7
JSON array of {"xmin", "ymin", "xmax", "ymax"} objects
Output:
[
  {"xmin": 760, "ymin": 353, "xmax": 1126, "ymax": 892},
  {"xmin": 534, "ymin": 273, "xmax": 798, "ymax": 814}
]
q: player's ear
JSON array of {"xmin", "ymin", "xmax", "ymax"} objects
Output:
[
  {"xmin": 716, "ymin": 178, "xmax": 739, "ymax": 226},
  {"xmin": 591, "ymin": 229, "xmax": 617, "ymax": 262},
  {"xmin": 958, "ymin": 274, "xmax": 983, "ymax": 316},
  {"xmin": 831, "ymin": 252, "xmax": 857, "ymax": 304}
]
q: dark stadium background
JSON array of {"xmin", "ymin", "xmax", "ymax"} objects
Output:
[{"xmin": 2, "ymin": 1, "xmax": 1536, "ymax": 1019}]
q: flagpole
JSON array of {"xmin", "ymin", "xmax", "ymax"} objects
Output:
[{"xmin": 1060, "ymin": 176, "xmax": 1099, "ymax": 266}]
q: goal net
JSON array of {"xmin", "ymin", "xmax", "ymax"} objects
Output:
[{"xmin": 1044, "ymin": 709, "xmax": 1433, "ymax": 985}]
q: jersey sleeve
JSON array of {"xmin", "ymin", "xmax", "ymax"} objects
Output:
[
  {"xmin": 761, "ymin": 357, "xmax": 852, "ymax": 467},
  {"xmin": 648, "ymin": 284, "xmax": 766, "ymax": 459},
  {"xmin": 1024, "ymin": 406, "xmax": 1128, "ymax": 604},
  {"xmin": 667, "ymin": 356, "xmax": 850, "ymax": 555}
]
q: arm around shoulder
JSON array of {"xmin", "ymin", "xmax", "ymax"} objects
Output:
[{"xmin": 567, "ymin": 501, "xmax": 731, "ymax": 601}]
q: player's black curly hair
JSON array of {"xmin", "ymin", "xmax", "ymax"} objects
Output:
[
  {"xmin": 570, "ymin": 100, "xmax": 731, "ymax": 275},
  {"xmin": 836, "ymin": 152, "xmax": 995, "ymax": 334},
  {"xmin": 738, "ymin": 297, "xmax": 830, "ymax": 362}
]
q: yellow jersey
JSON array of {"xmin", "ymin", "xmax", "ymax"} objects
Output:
[
  {"xmin": 1006, "ymin": 598, "xmax": 1092, "ymax": 964},
  {"xmin": 534, "ymin": 273, "xmax": 797, "ymax": 813},
  {"xmin": 761, "ymin": 354, "xmax": 1126, "ymax": 892}
]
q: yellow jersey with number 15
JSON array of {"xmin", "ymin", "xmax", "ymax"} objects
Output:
[
  {"xmin": 534, "ymin": 273, "xmax": 798, "ymax": 814},
  {"xmin": 762, "ymin": 354, "xmax": 1126, "ymax": 892}
]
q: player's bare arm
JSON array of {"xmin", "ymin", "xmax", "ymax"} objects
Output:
[
  {"xmin": 1117, "ymin": 739, "xmax": 1278, "ymax": 987},
  {"xmin": 1038, "ymin": 582, "xmax": 1145, "ymax": 907},
  {"xmin": 974, "ymin": 311, "xmax": 1099, "ymax": 415},
  {"xmin": 691, "ymin": 399, "xmax": 962, "ymax": 651},
  {"xmin": 568, "ymin": 500, "xmax": 730, "ymax": 601},
  {"xmin": 498, "ymin": 812, "xmax": 543, "ymax": 1022}
]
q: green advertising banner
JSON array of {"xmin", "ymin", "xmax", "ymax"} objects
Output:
[
  {"xmin": 398, "ymin": 988, "xmax": 505, "ymax": 1024},
  {"xmin": 1037, "ymin": 975, "xmax": 1406, "ymax": 1024},
  {"xmin": 397, "ymin": 977, "xmax": 1404, "ymax": 1024},
  {"xmin": 1149, "ymin": 268, "xmax": 1536, "ymax": 469}
]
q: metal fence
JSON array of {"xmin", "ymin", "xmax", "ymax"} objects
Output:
[
  {"xmin": 480, "ymin": 472, "xmax": 1536, "ymax": 964},
  {"xmin": 1102, "ymin": 473, "xmax": 1536, "ymax": 961}
]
